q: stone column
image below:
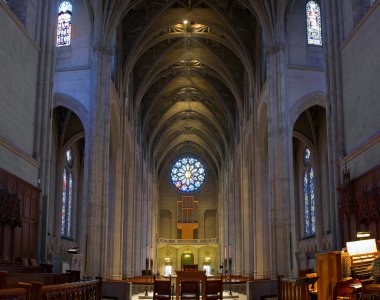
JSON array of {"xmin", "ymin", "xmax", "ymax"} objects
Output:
[
  {"xmin": 240, "ymin": 134, "xmax": 254, "ymax": 277},
  {"xmin": 33, "ymin": 0, "xmax": 56, "ymax": 264},
  {"xmin": 253, "ymin": 109, "xmax": 270, "ymax": 278},
  {"xmin": 321, "ymin": 0, "xmax": 345, "ymax": 250},
  {"xmin": 266, "ymin": 44, "xmax": 292, "ymax": 278},
  {"xmin": 107, "ymin": 131, "xmax": 124, "ymax": 280},
  {"xmin": 233, "ymin": 149, "xmax": 242, "ymax": 275},
  {"xmin": 122, "ymin": 119, "xmax": 137, "ymax": 278},
  {"xmin": 82, "ymin": 44, "xmax": 112, "ymax": 278}
]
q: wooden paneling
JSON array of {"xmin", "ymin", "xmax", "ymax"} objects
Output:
[
  {"xmin": 339, "ymin": 165, "xmax": 380, "ymax": 247},
  {"xmin": 278, "ymin": 277, "xmax": 307, "ymax": 300},
  {"xmin": 0, "ymin": 168, "xmax": 39, "ymax": 262},
  {"xmin": 316, "ymin": 251, "xmax": 348, "ymax": 300}
]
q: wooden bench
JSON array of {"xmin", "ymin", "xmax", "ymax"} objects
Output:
[
  {"xmin": 0, "ymin": 270, "xmax": 80, "ymax": 288},
  {"xmin": 0, "ymin": 279, "xmax": 102, "ymax": 300},
  {"xmin": 30, "ymin": 279, "xmax": 101, "ymax": 300},
  {"xmin": 0, "ymin": 287, "xmax": 28, "ymax": 300}
]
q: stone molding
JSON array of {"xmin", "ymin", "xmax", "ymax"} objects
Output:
[
  {"xmin": 0, "ymin": 136, "xmax": 39, "ymax": 168},
  {"xmin": 338, "ymin": 131, "xmax": 380, "ymax": 167},
  {"xmin": 340, "ymin": 1, "xmax": 380, "ymax": 51},
  {"xmin": 0, "ymin": 1, "xmax": 40, "ymax": 52}
]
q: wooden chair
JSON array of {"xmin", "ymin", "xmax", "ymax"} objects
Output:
[
  {"xmin": 363, "ymin": 283, "xmax": 380, "ymax": 300},
  {"xmin": 176, "ymin": 270, "xmax": 206, "ymax": 300},
  {"xmin": 205, "ymin": 279, "xmax": 223, "ymax": 300},
  {"xmin": 333, "ymin": 277, "xmax": 355, "ymax": 300},
  {"xmin": 153, "ymin": 276, "xmax": 172, "ymax": 300},
  {"xmin": 180, "ymin": 280, "xmax": 200, "ymax": 300}
]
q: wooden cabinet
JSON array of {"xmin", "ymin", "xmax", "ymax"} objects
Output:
[{"xmin": 316, "ymin": 251, "xmax": 349, "ymax": 300}]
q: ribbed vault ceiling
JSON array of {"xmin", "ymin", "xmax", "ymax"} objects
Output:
[{"xmin": 121, "ymin": 0, "xmax": 260, "ymax": 176}]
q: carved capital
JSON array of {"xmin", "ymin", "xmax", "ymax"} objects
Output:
[{"xmin": 92, "ymin": 44, "xmax": 113, "ymax": 56}]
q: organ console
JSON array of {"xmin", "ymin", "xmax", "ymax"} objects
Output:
[{"xmin": 316, "ymin": 238, "xmax": 379, "ymax": 300}]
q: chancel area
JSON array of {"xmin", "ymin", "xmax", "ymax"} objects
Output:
[{"xmin": 0, "ymin": 0, "xmax": 380, "ymax": 299}]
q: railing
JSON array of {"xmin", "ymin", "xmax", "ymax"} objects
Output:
[
  {"xmin": 0, "ymin": 279, "xmax": 102, "ymax": 300},
  {"xmin": 157, "ymin": 238, "xmax": 218, "ymax": 244},
  {"xmin": 33, "ymin": 279, "xmax": 101, "ymax": 300}
]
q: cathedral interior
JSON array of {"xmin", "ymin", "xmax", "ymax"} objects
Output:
[{"xmin": 0, "ymin": 0, "xmax": 379, "ymax": 299}]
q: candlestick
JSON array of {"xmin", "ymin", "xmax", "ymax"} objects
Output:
[{"xmin": 224, "ymin": 246, "xmax": 227, "ymax": 260}]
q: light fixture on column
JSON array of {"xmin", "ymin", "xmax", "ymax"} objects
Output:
[{"xmin": 357, "ymin": 231, "xmax": 370, "ymax": 239}]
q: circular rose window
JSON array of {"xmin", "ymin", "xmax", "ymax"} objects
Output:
[{"xmin": 170, "ymin": 157, "xmax": 205, "ymax": 192}]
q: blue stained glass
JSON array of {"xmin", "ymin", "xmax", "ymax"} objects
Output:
[
  {"xmin": 306, "ymin": 1, "xmax": 322, "ymax": 46},
  {"xmin": 304, "ymin": 172, "xmax": 309, "ymax": 236},
  {"xmin": 58, "ymin": 1, "xmax": 72, "ymax": 12},
  {"xmin": 61, "ymin": 169, "xmax": 67, "ymax": 236},
  {"xmin": 303, "ymin": 147, "xmax": 316, "ymax": 237},
  {"xmin": 57, "ymin": 1, "xmax": 72, "ymax": 47},
  {"xmin": 170, "ymin": 157, "xmax": 205, "ymax": 192},
  {"xmin": 306, "ymin": 2, "xmax": 322, "ymax": 44},
  {"xmin": 303, "ymin": 147, "xmax": 311, "ymax": 166},
  {"xmin": 67, "ymin": 173, "xmax": 73, "ymax": 237},
  {"xmin": 310, "ymin": 168, "xmax": 315, "ymax": 234}
]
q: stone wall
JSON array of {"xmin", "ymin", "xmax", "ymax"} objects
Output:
[
  {"xmin": 0, "ymin": 3, "xmax": 39, "ymax": 184},
  {"xmin": 341, "ymin": 4, "xmax": 380, "ymax": 177},
  {"xmin": 54, "ymin": 0, "xmax": 92, "ymax": 111}
]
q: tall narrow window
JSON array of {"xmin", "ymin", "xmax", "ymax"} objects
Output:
[
  {"xmin": 306, "ymin": 1, "xmax": 322, "ymax": 46},
  {"xmin": 61, "ymin": 147, "xmax": 74, "ymax": 237},
  {"xmin": 57, "ymin": 1, "xmax": 72, "ymax": 47},
  {"xmin": 303, "ymin": 147, "xmax": 315, "ymax": 237}
]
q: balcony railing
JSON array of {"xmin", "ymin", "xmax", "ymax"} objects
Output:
[{"xmin": 157, "ymin": 238, "xmax": 218, "ymax": 244}]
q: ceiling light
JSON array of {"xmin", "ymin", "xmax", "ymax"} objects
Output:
[{"xmin": 183, "ymin": 20, "xmax": 189, "ymax": 25}]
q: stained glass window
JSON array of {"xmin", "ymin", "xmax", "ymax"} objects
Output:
[
  {"xmin": 57, "ymin": 1, "xmax": 72, "ymax": 47},
  {"xmin": 170, "ymin": 157, "xmax": 205, "ymax": 193},
  {"xmin": 303, "ymin": 146, "xmax": 315, "ymax": 237},
  {"xmin": 306, "ymin": 1, "xmax": 322, "ymax": 46},
  {"xmin": 61, "ymin": 148, "xmax": 74, "ymax": 237},
  {"xmin": 66, "ymin": 147, "xmax": 74, "ymax": 167},
  {"xmin": 61, "ymin": 169, "xmax": 67, "ymax": 236}
]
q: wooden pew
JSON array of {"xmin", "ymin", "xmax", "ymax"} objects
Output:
[
  {"xmin": 0, "ymin": 263, "xmax": 52, "ymax": 274},
  {"xmin": 0, "ymin": 271, "xmax": 7, "ymax": 289},
  {"xmin": 30, "ymin": 278, "xmax": 102, "ymax": 300},
  {"xmin": 0, "ymin": 270, "xmax": 80, "ymax": 288},
  {"xmin": 0, "ymin": 287, "xmax": 27, "ymax": 300},
  {"xmin": 0, "ymin": 280, "xmax": 102, "ymax": 300}
]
